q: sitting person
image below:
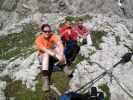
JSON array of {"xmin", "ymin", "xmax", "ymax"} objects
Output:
[
  {"xmin": 59, "ymin": 21, "xmax": 80, "ymax": 65},
  {"xmin": 73, "ymin": 21, "xmax": 89, "ymax": 38},
  {"xmin": 72, "ymin": 21, "xmax": 91, "ymax": 45},
  {"xmin": 35, "ymin": 24, "xmax": 66, "ymax": 92}
]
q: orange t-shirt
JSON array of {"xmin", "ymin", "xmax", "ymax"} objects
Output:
[{"xmin": 35, "ymin": 33, "xmax": 60, "ymax": 53}]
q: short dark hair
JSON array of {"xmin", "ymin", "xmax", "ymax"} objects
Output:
[{"xmin": 41, "ymin": 24, "xmax": 51, "ymax": 32}]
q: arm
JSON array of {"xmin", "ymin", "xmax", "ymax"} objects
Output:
[
  {"xmin": 42, "ymin": 47, "xmax": 56, "ymax": 56},
  {"xmin": 35, "ymin": 37, "xmax": 56, "ymax": 57},
  {"xmin": 56, "ymin": 40, "xmax": 64, "ymax": 55},
  {"xmin": 55, "ymin": 38, "xmax": 66, "ymax": 64}
]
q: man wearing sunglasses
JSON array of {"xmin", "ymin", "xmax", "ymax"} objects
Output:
[{"xmin": 35, "ymin": 24, "xmax": 66, "ymax": 92}]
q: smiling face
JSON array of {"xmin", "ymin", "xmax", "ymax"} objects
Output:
[{"xmin": 42, "ymin": 26, "xmax": 52, "ymax": 38}]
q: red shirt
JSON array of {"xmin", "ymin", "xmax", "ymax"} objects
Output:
[
  {"xmin": 73, "ymin": 24, "xmax": 89, "ymax": 37},
  {"xmin": 59, "ymin": 26, "xmax": 78, "ymax": 41}
]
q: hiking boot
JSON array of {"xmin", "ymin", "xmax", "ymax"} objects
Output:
[
  {"xmin": 63, "ymin": 66, "xmax": 73, "ymax": 77},
  {"xmin": 42, "ymin": 76, "xmax": 50, "ymax": 92},
  {"xmin": 42, "ymin": 84, "xmax": 50, "ymax": 92}
]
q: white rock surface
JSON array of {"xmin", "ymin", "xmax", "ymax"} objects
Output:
[
  {"xmin": 0, "ymin": 12, "xmax": 133, "ymax": 100},
  {"xmin": 70, "ymin": 14, "xmax": 133, "ymax": 100}
]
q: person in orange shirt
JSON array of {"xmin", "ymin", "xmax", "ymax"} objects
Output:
[{"xmin": 35, "ymin": 24, "xmax": 66, "ymax": 92}]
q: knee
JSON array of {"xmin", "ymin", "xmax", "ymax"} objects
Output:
[
  {"xmin": 42, "ymin": 53, "xmax": 49, "ymax": 64},
  {"xmin": 43, "ymin": 53, "xmax": 49, "ymax": 58}
]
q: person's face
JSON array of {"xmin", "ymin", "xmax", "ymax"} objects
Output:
[{"xmin": 42, "ymin": 26, "xmax": 52, "ymax": 38}]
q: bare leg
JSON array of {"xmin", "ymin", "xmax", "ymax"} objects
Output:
[
  {"xmin": 41, "ymin": 53, "xmax": 50, "ymax": 92},
  {"xmin": 53, "ymin": 47, "xmax": 66, "ymax": 65}
]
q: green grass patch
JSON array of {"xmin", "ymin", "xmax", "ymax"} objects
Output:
[
  {"xmin": 98, "ymin": 84, "xmax": 111, "ymax": 100},
  {"xmin": 0, "ymin": 23, "xmax": 39, "ymax": 60},
  {"xmin": 90, "ymin": 31, "xmax": 107, "ymax": 49},
  {"xmin": 4, "ymin": 71, "xmax": 70, "ymax": 100},
  {"xmin": 73, "ymin": 54, "xmax": 85, "ymax": 65},
  {"xmin": 4, "ymin": 73, "xmax": 44, "ymax": 100},
  {"xmin": 52, "ymin": 71, "xmax": 70, "ymax": 93}
]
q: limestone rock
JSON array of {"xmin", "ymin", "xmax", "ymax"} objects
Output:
[{"xmin": 0, "ymin": 0, "xmax": 18, "ymax": 11}]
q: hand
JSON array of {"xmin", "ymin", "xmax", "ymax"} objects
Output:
[
  {"xmin": 60, "ymin": 55, "xmax": 66, "ymax": 64},
  {"xmin": 43, "ymin": 48, "xmax": 56, "ymax": 57},
  {"xmin": 56, "ymin": 54, "xmax": 66, "ymax": 64},
  {"xmin": 50, "ymin": 51, "xmax": 56, "ymax": 57},
  {"xmin": 49, "ymin": 49, "xmax": 56, "ymax": 57}
]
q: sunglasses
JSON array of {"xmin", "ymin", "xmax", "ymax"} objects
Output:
[{"xmin": 43, "ymin": 30, "xmax": 51, "ymax": 33}]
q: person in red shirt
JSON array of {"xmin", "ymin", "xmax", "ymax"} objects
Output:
[
  {"xmin": 72, "ymin": 21, "xmax": 91, "ymax": 45},
  {"xmin": 59, "ymin": 21, "xmax": 78, "ymax": 41},
  {"xmin": 35, "ymin": 24, "xmax": 66, "ymax": 92},
  {"xmin": 73, "ymin": 21, "xmax": 89, "ymax": 39},
  {"xmin": 59, "ymin": 21, "xmax": 80, "ymax": 65}
]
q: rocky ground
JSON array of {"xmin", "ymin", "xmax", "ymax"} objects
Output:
[{"xmin": 0, "ymin": 0, "xmax": 133, "ymax": 100}]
